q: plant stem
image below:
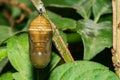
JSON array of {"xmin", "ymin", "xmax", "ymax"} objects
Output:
[
  {"xmin": 36, "ymin": 69, "xmax": 40, "ymax": 80},
  {"xmin": 112, "ymin": 0, "xmax": 120, "ymax": 77},
  {"xmin": 117, "ymin": 0, "xmax": 120, "ymax": 62},
  {"xmin": 51, "ymin": 22, "xmax": 74, "ymax": 62},
  {"xmin": 112, "ymin": 0, "xmax": 116, "ymax": 51},
  {"xmin": 0, "ymin": 0, "xmax": 32, "ymax": 14}
]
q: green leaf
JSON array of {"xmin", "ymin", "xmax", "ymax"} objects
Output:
[
  {"xmin": 0, "ymin": 25, "xmax": 12, "ymax": 44},
  {"xmin": 77, "ymin": 19, "xmax": 112, "ymax": 60},
  {"xmin": 44, "ymin": 0, "xmax": 94, "ymax": 19},
  {"xmin": 0, "ymin": 57, "xmax": 8, "ymax": 73},
  {"xmin": 49, "ymin": 52, "xmax": 61, "ymax": 71},
  {"xmin": 0, "ymin": 72, "xmax": 13, "ymax": 80},
  {"xmin": 0, "ymin": 13, "xmax": 9, "ymax": 26},
  {"xmin": 11, "ymin": 6, "xmax": 21, "ymax": 19},
  {"xmin": 0, "ymin": 48, "xmax": 7, "ymax": 61},
  {"xmin": 93, "ymin": 0, "xmax": 112, "ymax": 22},
  {"xmin": 73, "ymin": 0, "xmax": 94, "ymax": 19},
  {"xmin": 13, "ymin": 72, "xmax": 29, "ymax": 80},
  {"xmin": 49, "ymin": 61, "xmax": 119, "ymax": 80},
  {"xmin": 7, "ymin": 33, "xmax": 33, "ymax": 80},
  {"xmin": 0, "ymin": 47, "xmax": 8, "ymax": 73},
  {"xmin": 43, "ymin": 0, "xmax": 80, "ymax": 7},
  {"xmin": 67, "ymin": 33, "xmax": 81, "ymax": 43},
  {"xmin": 48, "ymin": 11, "xmax": 76, "ymax": 30}
]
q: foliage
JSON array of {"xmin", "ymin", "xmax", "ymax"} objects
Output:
[
  {"xmin": 0, "ymin": 0, "xmax": 118, "ymax": 80},
  {"xmin": 49, "ymin": 61, "xmax": 119, "ymax": 80}
]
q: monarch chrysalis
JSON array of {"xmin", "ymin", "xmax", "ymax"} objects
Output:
[{"xmin": 29, "ymin": 14, "xmax": 52, "ymax": 68}]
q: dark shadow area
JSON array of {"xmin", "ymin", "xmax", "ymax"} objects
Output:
[
  {"xmin": 33, "ymin": 67, "xmax": 50, "ymax": 80},
  {"xmin": 0, "ymin": 61, "xmax": 16, "ymax": 75},
  {"xmin": 91, "ymin": 48, "xmax": 114, "ymax": 71},
  {"xmin": 46, "ymin": 7, "xmax": 82, "ymax": 20},
  {"xmin": 68, "ymin": 41, "xmax": 114, "ymax": 71},
  {"xmin": 68, "ymin": 41, "xmax": 84, "ymax": 60}
]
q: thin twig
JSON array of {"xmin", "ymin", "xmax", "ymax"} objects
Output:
[
  {"xmin": 4, "ymin": 9, "xmax": 15, "ymax": 31},
  {"xmin": 16, "ymin": 13, "xmax": 25, "ymax": 23},
  {"xmin": 1, "ymin": 0, "xmax": 32, "ymax": 31},
  {"xmin": 0, "ymin": 0, "xmax": 32, "ymax": 14}
]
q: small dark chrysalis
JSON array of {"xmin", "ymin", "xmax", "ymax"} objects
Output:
[{"xmin": 29, "ymin": 14, "xmax": 52, "ymax": 68}]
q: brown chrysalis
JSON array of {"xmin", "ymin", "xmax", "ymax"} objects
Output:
[{"xmin": 29, "ymin": 14, "xmax": 52, "ymax": 68}]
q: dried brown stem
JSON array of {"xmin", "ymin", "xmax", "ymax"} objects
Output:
[
  {"xmin": 0, "ymin": 0, "xmax": 32, "ymax": 15},
  {"xmin": 16, "ymin": 13, "xmax": 25, "ymax": 23},
  {"xmin": 4, "ymin": 8, "xmax": 26, "ymax": 31},
  {"xmin": 117, "ymin": 0, "xmax": 120, "ymax": 61},
  {"xmin": 112, "ymin": 0, "xmax": 116, "ymax": 51},
  {"xmin": 1, "ymin": 0, "xmax": 32, "ymax": 31},
  {"xmin": 4, "ymin": 9, "xmax": 15, "ymax": 31},
  {"xmin": 112, "ymin": 0, "xmax": 120, "ymax": 77}
]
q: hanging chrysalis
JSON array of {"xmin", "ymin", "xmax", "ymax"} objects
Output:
[{"xmin": 28, "ymin": 2, "xmax": 52, "ymax": 68}]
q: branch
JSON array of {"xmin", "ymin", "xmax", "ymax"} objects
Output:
[
  {"xmin": 0, "ymin": 0, "xmax": 32, "ymax": 14},
  {"xmin": 112, "ymin": 0, "xmax": 120, "ymax": 77},
  {"xmin": 112, "ymin": 0, "xmax": 116, "ymax": 51}
]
